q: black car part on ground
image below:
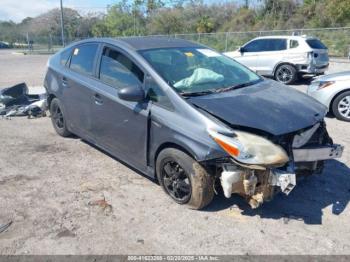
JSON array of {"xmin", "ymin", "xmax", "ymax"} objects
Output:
[{"xmin": 0, "ymin": 83, "xmax": 46, "ymax": 118}]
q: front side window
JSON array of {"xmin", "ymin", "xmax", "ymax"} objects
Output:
[
  {"xmin": 243, "ymin": 40, "xmax": 265, "ymax": 52},
  {"xmin": 99, "ymin": 47, "xmax": 144, "ymax": 89},
  {"xmin": 145, "ymin": 76, "xmax": 172, "ymax": 109},
  {"xmin": 140, "ymin": 47, "xmax": 261, "ymax": 96},
  {"xmin": 69, "ymin": 43, "xmax": 98, "ymax": 76}
]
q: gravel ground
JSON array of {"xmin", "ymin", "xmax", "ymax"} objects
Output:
[{"xmin": 0, "ymin": 49, "xmax": 350, "ymax": 255}]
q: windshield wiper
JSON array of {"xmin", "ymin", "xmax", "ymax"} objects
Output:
[
  {"xmin": 215, "ymin": 79, "xmax": 262, "ymax": 93},
  {"xmin": 179, "ymin": 89, "xmax": 216, "ymax": 97}
]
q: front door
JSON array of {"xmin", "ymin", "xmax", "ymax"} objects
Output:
[
  {"xmin": 236, "ymin": 39, "xmax": 266, "ymax": 72},
  {"xmin": 91, "ymin": 45, "xmax": 149, "ymax": 172}
]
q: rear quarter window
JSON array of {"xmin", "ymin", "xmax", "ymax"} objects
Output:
[
  {"xmin": 60, "ymin": 48, "xmax": 72, "ymax": 66},
  {"xmin": 290, "ymin": 40, "xmax": 299, "ymax": 49},
  {"xmin": 69, "ymin": 43, "xmax": 99, "ymax": 76},
  {"xmin": 306, "ymin": 39, "xmax": 327, "ymax": 49}
]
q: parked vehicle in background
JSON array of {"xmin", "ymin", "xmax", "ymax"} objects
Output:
[
  {"xmin": 224, "ymin": 35, "xmax": 329, "ymax": 84},
  {"xmin": 308, "ymin": 71, "xmax": 350, "ymax": 122},
  {"xmin": 44, "ymin": 37, "xmax": 343, "ymax": 210},
  {"xmin": 0, "ymin": 41, "xmax": 9, "ymax": 49}
]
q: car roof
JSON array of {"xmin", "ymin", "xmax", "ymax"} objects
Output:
[
  {"xmin": 252, "ymin": 35, "xmax": 317, "ymax": 40},
  {"xmin": 117, "ymin": 37, "xmax": 202, "ymax": 50},
  {"xmin": 70, "ymin": 37, "xmax": 202, "ymax": 51}
]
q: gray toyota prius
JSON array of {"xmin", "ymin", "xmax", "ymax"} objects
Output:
[{"xmin": 44, "ymin": 37, "xmax": 344, "ymax": 209}]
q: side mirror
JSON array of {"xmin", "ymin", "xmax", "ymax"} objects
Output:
[
  {"xmin": 118, "ymin": 85, "xmax": 145, "ymax": 102},
  {"xmin": 239, "ymin": 46, "xmax": 245, "ymax": 54}
]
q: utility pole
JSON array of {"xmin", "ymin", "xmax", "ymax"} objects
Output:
[
  {"xmin": 245, "ymin": 0, "xmax": 249, "ymax": 8},
  {"xmin": 60, "ymin": 0, "xmax": 65, "ymax": 47}
]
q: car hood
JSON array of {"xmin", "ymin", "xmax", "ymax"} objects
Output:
[
  {"xmin": 315, "ymin": 71, "xmax": 350, "ymax": 82},
  {"xmin": 188, "ymin": 80, "xmax": 327, "ymax": 136},
  {"xmin": 223, "ymin": 50, "xmax": 240, "ymax": 58}
]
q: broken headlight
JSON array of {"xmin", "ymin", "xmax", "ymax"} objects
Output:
[{"xmin": 208, "ymin": 129, "xmax": 289, "ymax": 167}]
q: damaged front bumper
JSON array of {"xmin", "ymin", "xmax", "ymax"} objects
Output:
[
  {"xmin": 220, "ymin": 164, "xmax": 297, "ymax": 208},
  {"xmin": 293, "ymin": 144, "xmax": 343, "ymax": 162},
  {"xmin": 218, "ymin": 144, "xmax": 344, "ymax": 209}
]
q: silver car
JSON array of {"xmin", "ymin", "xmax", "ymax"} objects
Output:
[
  {"xmin": 225, "ymin": 35, "xmax": 329, "ymax": 85},
  {"xmin": 308, "ymin": 71, "xmax": 350, "ymax": 122}
]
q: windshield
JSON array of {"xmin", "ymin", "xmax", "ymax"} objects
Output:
[{"xmin": 139, "ymin": 47, "xmax": 261, "ymax": 95}]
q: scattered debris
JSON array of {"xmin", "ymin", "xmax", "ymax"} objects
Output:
[
  {"xmin": 0, "ymin": 82, "xmax": 47, "ymax": 119},
  {"xmin": 56, "ymin": 228, "xmax": 76, "ymax": 238},
  {"xmin": 80, "ymin": 181, "xmax": 106, "ymax": 192},
  {"xmin": 0, "ymin": 220, "xmax": 13, "ymax": 234},
  {"xmin": 137, "ymin": 239, "xmax": 145, "ymax": 244},
  {"xmin": 88, "ymin": 196, "xmax": 113, "ymax": 214}
]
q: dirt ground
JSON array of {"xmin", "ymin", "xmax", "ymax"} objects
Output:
[{"xmin": 0, "ymin": 50, "xmax": 350, "ymax": 255}]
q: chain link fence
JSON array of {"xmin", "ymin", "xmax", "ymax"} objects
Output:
[
  {"xmin": 6, "ymin": 27, "xmax": 350, "ymax": 58},
  {"xmin": 172, "ymin": 27, "xmax": 350, "ymax": 57}
]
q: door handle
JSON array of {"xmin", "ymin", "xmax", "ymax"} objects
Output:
[
  {"xmin": 94, "ymin": 93, "xmax": 103, "ymax": 105},
  {"xmin": 62, "ymin": 77, "xmax": 69, "ymax": 87}
]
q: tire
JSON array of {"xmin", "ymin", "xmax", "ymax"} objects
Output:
[
  {"xmin": 156, "ymin": 148, "xmax": 214, "ymax": 210},
  {"xmin": 49, "ymin": 98, "xmax": 72, "ymax": 137},
  {"xmin": 332, "ymin": 91, "xmax": 350, "ymax": 122},
  {"xmin": 274, "ymin": 64, "xmax": 298, "ymax": 85}
]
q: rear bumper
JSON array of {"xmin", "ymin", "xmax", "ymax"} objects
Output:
[
  {"xmin": 297, "ymin": 63, "xmax": 329, "ymax": 75},
  {"xmin": 293, "ymin": 144, "xmax": 344, "ymax": 162}
]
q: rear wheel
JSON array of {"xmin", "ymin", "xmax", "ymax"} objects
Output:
[
  {"xmin": 50, "ymin": 98, "xmax": 71, "ymax": 137},
  {"xmin": 332, "ymin": 91, "xmax": 350, "ymax": 122},
  {"xmin": 156, "ymin": 148, "xmax": 214, "ymax": 210},
  {"xmin": 274, "ymin": 64, "xmax": 298, "ymax": 84}
]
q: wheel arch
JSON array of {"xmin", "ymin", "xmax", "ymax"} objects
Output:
[
  {"xmin": 154, "ymin": 142, "xmax": 197, "ymax": 170},
  {"xmin": 329, "ymin": 88, "xmax": 350, "ymax": 114},
  {"xmin": 272, "ymin": 62, "xmax": 297, "ymax": 76},
  {"xmin": 47, "ymin": 93, "xmax": 57, "ymax": 108}
]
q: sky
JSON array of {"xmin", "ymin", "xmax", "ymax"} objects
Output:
[
  {"xmin": 0, "ymin": 0, "xmax": 117, "ymax": 22},
  {"xmin": 0, "ymin": 0, "xmax": 252, "ymax": 23}
]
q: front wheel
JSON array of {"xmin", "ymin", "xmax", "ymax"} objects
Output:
[
  {"xmin": 332, "ymin": 91, "xmax": 350, "ymax": 122},
  {"xmin": 274, "ymin": 64, "xmax": 298, "ymax": 84},
  {"xmin": 156, "ymin": 148, "xmax": 214, "ymax": 210}
]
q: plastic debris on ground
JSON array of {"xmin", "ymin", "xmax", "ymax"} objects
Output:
[
  {"xmin": 0, "ymin": 82, "xmax": 47, "ymax": 119},
  {"xmin": 0, "ymin": 220, "xmax": 13, "ymax": 234},
  {"xmin": 88, "ymin": 196, "xmax": 113, "ymax": 215}
]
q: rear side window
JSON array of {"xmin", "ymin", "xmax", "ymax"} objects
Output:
[
  {"xmin": 306, "ymin": 39, "xmax": 327, "ymax": 49},
  {"xmin": 290, "ymin": 40, "xmax": 299, "ymax": 49},
  {"xmin": 60, "ymin": 48, "xmax": 72, "ymax": 66},
  {"xmin": 70, "ymin": 43, "xmax": 99, "ymax": 76},
  {"xmin": 99, "ymin": 47, "xmax": 144, "ymax": 89},
  {"xmin": 266, "ymin": 39, "xmax": 287, "ymax": 51}
]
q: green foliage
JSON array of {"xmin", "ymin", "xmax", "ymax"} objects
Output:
[{"xmin": 1, "ymin": 0, "xmax": 350, "ymax": 55}]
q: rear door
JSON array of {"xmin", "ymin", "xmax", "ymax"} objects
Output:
[
  {"xmin": 62, "ymin": 42, "xmax": 99, "ymax": 140},
  {"xmin": 91, "ymin": 45, "xmax": 150, "ymax": 172}
]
